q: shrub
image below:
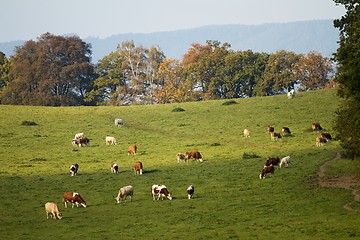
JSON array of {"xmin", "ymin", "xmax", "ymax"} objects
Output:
[
  {"xmin": 172, "ymin": 107, "xmax": 185, "ymax": 112},
  {"xmin": 222, "ymin": 100, "xmax": 237, "ymax": 106},
  {"xmin": 21, "ymin": 120, "xmax": 37, "ymax": 126},
  {"xmin": 243, "ymin": 152, "xmax": 261, "ymax": 159}
]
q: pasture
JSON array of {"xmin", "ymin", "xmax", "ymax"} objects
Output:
[{"xmin": 1, "ymin": 88, "xmax": 360, "ymax": 239}]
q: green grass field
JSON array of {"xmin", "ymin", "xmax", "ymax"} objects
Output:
[{"xmin": 1, "ymin": 88, "xmax": 360, "ymax": 239}]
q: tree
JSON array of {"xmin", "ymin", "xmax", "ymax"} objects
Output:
[
  {"xmin": 0, "ymin": 33, "xmax": 96, "ymax": 106},
  {"xmin": 0, "ymin": 52, "xmax": 10, "ymax": 93},
  {"xmin": 333, "ymin": 0, "xmax": 360, "ymax": 158}
]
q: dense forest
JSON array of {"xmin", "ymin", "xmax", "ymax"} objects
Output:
[{"xmin": 0, "ymin": 34, "xmax": 334, "ymax": 106}]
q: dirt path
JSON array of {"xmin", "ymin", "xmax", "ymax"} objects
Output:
[{"xmin": 317, "ymin": 152, "xmax": 360, "ymax": 211}]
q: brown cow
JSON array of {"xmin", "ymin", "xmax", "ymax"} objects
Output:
[
  {"xmin": 270, "ymin": 132, "xmax": 282, "ymax": 140},
  {"xmin": 185, "ymin": 151, "xmax": 203, "ymax": 162},
  {"xmin": 152, "ymin": 184, "xmax": 172, "ymax": 200},
  {"xmin": 75, "ymin": 137, "xmax": 90, "ymax": 147},
  {"xmin": 265, "ymin": 157, "xmax": 280, "ymax": 168},
  {"xmin": 128, "ymin": 145, "xmax": 137, "ymax": 156},
  {"xmin": 243, "ymin": 129, "xmax": 251, "ymax": 138},
  {"xmin": 282, "ymin": 127, "xmax": 291, "ymax": 135},
  {"xmin": 133, "ymin": 161, "xmax": 143, "ymax": 174},
  {"xmin": 312, "ymin": 122, "xmax": 322, "ymax": 131},
  {"xmin": 267, "ymin": 126, "xmax": 274, "ymax": 133},
  {"xmin": 321, "ymin": 132, "xmax": 332, "ymax": 140},
  {"xmin": 316, "ymin": 137, "xmax": 328, "ymax": 147},
  {"xmin": 259, "ymin": 165, "xmax": 275, "ymax": 179},
  {"xmin": 63, "ymin": 192, "xmax": 87, "ymax": 208}
]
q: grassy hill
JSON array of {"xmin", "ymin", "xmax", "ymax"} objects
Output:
[{"xmin": 1, "ymin": 88, "xmax": 359, "ymax": 239}]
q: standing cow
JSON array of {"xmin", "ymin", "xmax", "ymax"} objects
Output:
[
  {"xmin": 106, "ymin": 136, "xmax": 117, "ymax": 145},
  {"xmin": 128, "ymin": 145, "xmax": 137, "ymax": 156},
  {"xmin": 45, "ymin": 202, "xmax": 62, "ymax": 220},
  {"xmin": 187, "ymin": 185, "xmax": 194, "ymax": 199},
  {"xmin": 111, "ymin": 163, "xmax": 119, "ymax": 173},
  {"xmin": 133, "ymin": 161, "xmax": 143, "ymax": 174},
  {"xmin": 115, "ymin": 118, "xmax": 124, "ymax": 127},
  {"xmin": 259, "ymin": 165, "xmax": 275, "ymax": 179},
  {"xmin": 185, "ymin": 151, "xmax": 203, "ymax": 162},
  {"xmin": 243, "ymin": 129, "xmax": 251, "ymax": 138},
  {"xmin": 177, "ymin": 153, "xmax": 187, "ymax": 163},
  {"xmin": 152, "ymin": 184, "xmax": 172, "ymax": 200},
  {"xmin": 114, "ymin": 185, "xmax": 134, "ymax": 203},
  {"xmin": 69, "ymin": 164, "xmax": 79, "ymax": 176},
  {"xmin": 63, "ymin": 192, "xmax": 87, "ymax": 208}
]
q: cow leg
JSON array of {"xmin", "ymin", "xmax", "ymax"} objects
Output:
[
  {"xmin": 52, "ymin": 212, "xmax": 56, "ymax": 220},
  {"xmin": 64, "ymin": 201, "xmax": 67, "ymax": 208}
]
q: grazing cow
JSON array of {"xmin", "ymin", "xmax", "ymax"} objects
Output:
[
  {"xmin": 321, "ymin": 132, "xmax": 333, "ymax": 140},
  {"xmin": 114, "ymin": 185, "xmax": 134, "ymax": 203},
  {"xmin": 265, "ymin": 157, "xmax": 281, "ymax": 168},
  {"xmin": 152, "ymin": 184, "xmax": 172, "ymax": 200},
  {"xmin": 267, "ymin": 126, "xmax": 274, "ymax": 133},
  {"xmin": 280, "ymin": 156, "xmax": 291, "ymax": 168},
  {"xmin": 74, "ymin": 133, "xmax": 84, "ymax": 140},
  {"xmin": 63, "ymin": 192, "xmax": 87, "ymax": 208},
  {"xmin": 45, "ymin": 202, "xmax": 62, "ymax": 220},
  {"xmin": 115, "ymin": 118, "xmax": 124, "ymax": 127},
  {"xmin": 177, "ymin": 153, "xmax": 187, "ymax": 163},
  {"xmin": 259, "ymin": 165, "xmax": 275, "ymax": 179},
  {"xmin": 128, "ymin": 145, "xmax": 137, "ymax": 156},
  {"xmin": 133, "ymin": 161, "xmax": 143, "ymax": 175},
  {"xmin": 187, "ymin": 185, "xmax": 194, "ymax": 199},
  {"xmin": 243, "ymin": 129, "xmax": 251, "ymax": 138},
  {"xmin": 185, "ymin": 151, "xmax": 203, "ymax": 162},
  {"xmin": 69, "ymin": 164, "xmax": 79, "ymax": 176},
  {"xmin": 74, "ymin": 137, "xmax": 90, "ymax": 147},
  {"xmin": 111, "ymin": 163, "xmax": 119, "ymax": 173},
  {"xmin": 312, "ymin": 122, "xmax": 323, "ymax": 131},
  {"xmin": 105, "ymin": 136, "xmax": 117, "ymax": 145},
  {"xmin": 270, "ymin": 132, "xmax": 282, "ymax": 140},
  {"xmin": 316, "ymin": 137, "xmax": 328, "ymax": 147},
  {"xmin": 282, "ymin": 127, "xmax": 291, "ymax": 135},
  {"xmin": 287, "ymin": 89, "xmax": 295, "ymax": 99}
]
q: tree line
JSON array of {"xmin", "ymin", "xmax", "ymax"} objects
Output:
[{"xmin": 0, "ymin": 34, "xmax": 334, "ymax": 106}]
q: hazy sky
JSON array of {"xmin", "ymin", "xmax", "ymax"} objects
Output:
[{"xmin": 2, "ymin": 0, "xmax": 346, "ymax": 42}]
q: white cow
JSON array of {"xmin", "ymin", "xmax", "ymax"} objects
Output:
[
  {"xmin": 115, "ymin": 185, "xmax": 134, "ymax": 203},
  {"xmin": 45, "ymin": 202, "xmax": 62, "ymax": 220},
  {"xmin": 115, "ymin": 118, "xmax": 124, "ymax": 127},
  {"xmin": 280, "ymin": 156, "xmax": 291, "ymax": 168},
  {"xmin": 105, "ymin": 136, "xmax": 117, "ymax": 145},
  {"xmin": 243, "ymin": 129, "xmax": 251, "ymax": 138}
]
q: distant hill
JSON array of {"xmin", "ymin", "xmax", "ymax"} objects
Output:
[{"xmin": 0, "ymin": 19, "xmax": 339, "ymax": 63}]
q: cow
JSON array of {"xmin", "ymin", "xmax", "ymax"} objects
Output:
[
  {"xmin": 282, "ymin": 127, "xmax": 291, "ymax": 135},
  {"xmin": 69, "ymin": 164, "xmax": 79, "ymax": 176},
  {"xmin": 185, "ymin": 151, "xmax": 203, "ymax": 162},
  {"xmin": 267, "ymin": 126, "xmax": 274, "ymax": 133},
  {"xmin": 316, "ymin": 137, "xmax": 328, "ymax": 147},
  {"xmin": 243, "ymin": 129, "xmax": 251, "ymax": 138},
  {"xmin": 105, "ymin": 136, "xmax": 117, "ymax": 145},
  {"xmin": 111, "ymin": 163, "xmax": 119, "ymax": 173},
  {"xmin": 259, "ymin": 165, "xmax": 275, "ymax": 179},
  {"xmin": 287, "ymin": 89, "xmax": 295, "ymax": 99},
  {"xmin": 115, "ymin": 118, "xmax": 124, "ymax": 127},
  {"xmin": 63, "ymin": 192, "xmax": 87, "ymax": 208},
  {"xmin": 312, "ymin": 122, "xmax": 322, "ymax": 131},
  {"xmin": 45, "ymin": 202, "xmax": 62, "ymax": 220},
  {"xmin": 133, "ymin": 161, "xmax": 143, "ymax": 175},
  {"xmin": 321, "ymin": 132, "xmax": 333, "ymax": 140},
  {"xmin": 280, "ymin": 156, "xmax": 291, "ymax": 168},
  {"xmin": 74, "ymin": 133, "xmax": 84, "ymax": 140},
  {"xmin": 187, "ymin": 185, "xmax": 194, "ymax": 199},
  {"xmin": 151, "ymin": 184, "xmax": 172, "ymax": 200},
  {"xmin": 177, "ymin": 153, "xmax": 187, "ymax": 163},
  {"xmin": 128, "ymin": 145, "xmax": 137, "ymax": 156},
  {"xmin": 74, "ymin": 137, "xmax": 90, "ymax": 147},
  {"xmin": 114, "ymin": 185, "xmax": 134, "ymax": 203},
  {"xmin": 265, "ymin": 157, "xmax": 281, "ymax": 168},
  {"xmin": 270, "ymin": 132, "xmax": 282, "ymax": 140}
]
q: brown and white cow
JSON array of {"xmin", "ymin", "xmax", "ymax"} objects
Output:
[
  {"xmin": 128, "ymin": 145, "xmax": 137, "ymax": 156},
  {"xmin": 111, "ymin": 163, "xmax": 119, "ymax": 173},
  {"xmin": 187, "ymin": 185, "xmax": 194, "ymax": 199},
  {"xmin": 45, "ymin": 202, "xmax": 62, "ymax": 220},
  {"xmin": 270, "ymin": 132, "xmax": 282, "ymax": 140},
  {"xmin": 133, "ymin": 161, "xmax": 143, "ymax": 174},
  {"xmin": 321, "ymin": 132, "xmax": 333, "ymax": 140},
  {"xmin": 312, "ymin": 122, "xmax": 322, "ymax": 131},
  {"xmin": 265, "ymin": 157, "xmax": 281, "ymax": 168},
  {"xmin": 316, "ymin": 137, "xmax": 328, "ymax": 147},
  {"xmin": 74, "ymin": 137, "xmax": 90, "ymax": 147},
  {"xmin": 267, "ymin": 126, "xmax": 274, "ymax": 133},
  {"xmin": 114, "ymin": 185, "xmax": 134, "ymax": 203},
  {"xmin": 152, "ymin": 184, "xmax": 172, "ymax": 200},
  {"xmin": 63, "ymin": 192, "xmax": 87, "ymax": 208},
  {"xmin": 259, "ymin": 165, "xmax": 275, "ymax": 179},
  {"xmin": 185, "ymin": 151, "xmax": 203, "ymax": 162},
  {"xmin": 243, "ymin": 129, "xmax": 251, "ymax": 138},
  {"xmin": 282, "ymin": 127, "xmax": 291, "ymax": 135},
  {"xmin": 177, "ymin": 153, "xmax": 187, "ymax": 163}
]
